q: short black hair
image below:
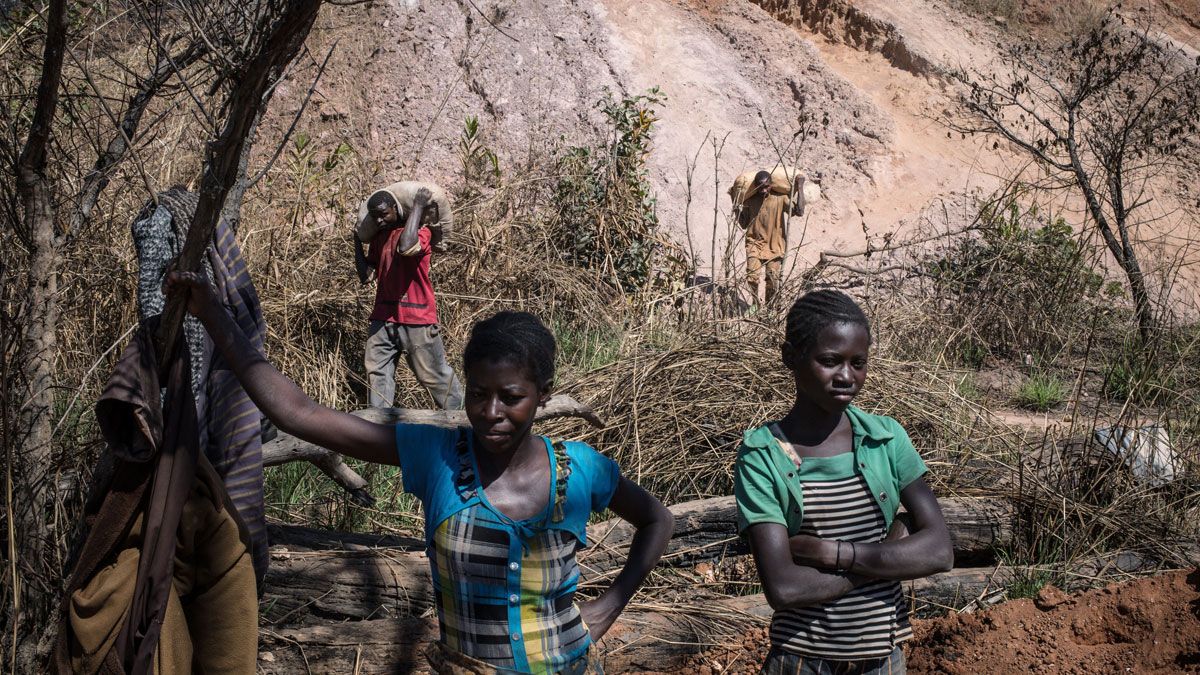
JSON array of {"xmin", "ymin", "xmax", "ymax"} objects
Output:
[
  {"xmin": 753, "ymin": 170, "xmax": 772, "ymax": 186},
  {"xmin": 367, "ymin": 190, "xmax": 397, "ymax": 213},
  {"xmin": 785, "ymin": 289, "xmax": 871, "ymax": 356},
  {"xmin": 463, "ymin": 311, "xmax": 556, "ymax": 389}
]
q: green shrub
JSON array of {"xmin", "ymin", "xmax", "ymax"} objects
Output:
[
  {"xmin": 926, "ymin": 196, "xmax": 1104, "ymax": 359},
  {"xmin": 954, "ymin": 337, "xmax": 990, "ymax": 369},
  {"xmin": 551, "ymin": 88, "xmax": 665, "ymax": 293},
  {"xmin": 1015, "ymin": 373, "xmax": 1067, "ymax": 411},
  {"xmin": 1006, "ymin": 571, "xmax": 1052, "ymax": 600}
]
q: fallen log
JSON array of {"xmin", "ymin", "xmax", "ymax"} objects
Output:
[
  {"xmin": 259, "ymin": 394, "xmax": 603, "ymax": 506},
  {"xmin": 257, "ymin": 596, "xmax": 772, "ymax": 673},
  {"xmin": 256, "ymin": 565, "xmax": 1032, "ymax": 673},
  {"xmin": 263, "ymin": 496, "xmax": 1013, "ymax": 624},
  {"xmin": 581, "ymin": 495, "xmax": 1013, "ymax": 571}
]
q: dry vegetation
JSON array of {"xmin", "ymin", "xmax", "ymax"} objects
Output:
[{"xmin": 2, "ymin": 0, "xmax": 1199, "ymax": 670}]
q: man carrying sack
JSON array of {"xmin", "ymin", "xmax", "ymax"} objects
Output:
[
  {"xmin": 351, "ymin": 181, "xmax": 463, "ymax": 410},
  {"xmin": 730, "ymin": 170, "xmax": 791, "ymax": 306}
]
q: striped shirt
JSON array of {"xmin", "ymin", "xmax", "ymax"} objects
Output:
[{"xmin": 770, "ymin": 429, "xmax": 912, "ymax": 660}]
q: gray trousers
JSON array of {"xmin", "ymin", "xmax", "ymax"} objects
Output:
[
  {"xmin": 365, "ymin": 321, "xmax": 463, "ymax": 410},
  {"xmin": 760, "ymin": 647, "xmax": 905, "ymax": 675}
]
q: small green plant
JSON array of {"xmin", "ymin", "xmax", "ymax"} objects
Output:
[
  {"xmin": 1105, "ymin": 351, "xmax": 1179, "ymax": 406},
  {"xmin": 458, "ymin": 115, "xmax": 500, "ymax": 201},
  {"xmin": 954, "ymin": 373, "xmax": 981, "ymax": 401},
  {"xmin": 552, "ymin": 88, "xmax": 665, "ymax": 293},
  {"xmin": 1006, "ymin": 571, "xmax": 1052, "ymax": 599},
  {"xmin": 954, "ymin": 337, "xmax": 990, "ymax": 369},
  {"xmin": 552, "ymin": 321, "xmax": 623, "ymax": 374},
  {"xmin": 1015, "ymin": 373, "xmax": 1067, "ymax": 411}
]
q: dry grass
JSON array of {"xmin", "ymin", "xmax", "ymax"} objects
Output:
[{"xmin": 2, "ymin": 9, "xmax": 1198, "ymax": 660}]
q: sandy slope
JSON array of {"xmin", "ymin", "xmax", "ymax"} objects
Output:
[{"xmin": 268, "ymin": 0, "xmax": 1196, "ymax": 294}]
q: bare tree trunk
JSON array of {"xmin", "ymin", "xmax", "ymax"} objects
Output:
[
  {"xmin": 9, "ymin": 0, "xmax": 67, "ymax": 669},
  {"xmin": 1068, "ymin": 119, "xmax": 1155, "ymax": 343},
  {"xmin": 157, "ymin": 0, "xmax": 322, "ymax": 357}
]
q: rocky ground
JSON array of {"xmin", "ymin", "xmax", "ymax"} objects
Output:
[{"xmin": 267, "ymin": 0, "xmax": 1198, "ymax": 289}]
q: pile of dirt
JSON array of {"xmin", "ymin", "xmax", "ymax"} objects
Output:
[
  {"xmin": 908, "ymin": 569, "xmax": 1200, "ymax": 674},
  {"xmin": 665, "ymin": 569, "xmax": 1200, "ymax": 674}
]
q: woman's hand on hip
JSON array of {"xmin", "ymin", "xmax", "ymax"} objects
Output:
[{"xmin": 579, "ymin": 594, "xmax": 622, "ymax": 642}]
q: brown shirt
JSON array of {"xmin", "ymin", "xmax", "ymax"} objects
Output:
[{"xmin": 739, "ymin": 191, "xmax": 788, "ymax": 259}]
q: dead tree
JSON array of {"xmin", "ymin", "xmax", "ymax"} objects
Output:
[
  {"xmin": 4, "ymin": 2, "xmax": 68, "ymax": 669},
  {"xmin": 947, "ymin": 10, "xmax": 1200, "ymax": 342},
  {"xmin": 0, "ymin": 0, "xmax": 321, "ymax": 668}
]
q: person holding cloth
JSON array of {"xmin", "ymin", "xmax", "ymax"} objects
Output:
[{"xmin": 353, "ymin": 181, "xmax": 463, "ymax": 409}]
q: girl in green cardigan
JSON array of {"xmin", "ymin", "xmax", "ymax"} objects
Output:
[{"xmin": 735, "ymin": 290, "xmax": 953, "ymax": 674}]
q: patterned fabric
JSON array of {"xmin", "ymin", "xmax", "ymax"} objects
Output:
[
  {"xmin": 760, "ymin": 646, "xmax": 905, "ymax": 675},
  {"xmin": 395, "ymin": 425, "xmax": 620, "ymax": 674},
  {"xmin": 766, "ymin": 430, "xmax": 912, "ymax": 661},
  {"xmin": 430, "ymin": 436, "xmax": 589, "ymax": 673},
  {"xmin": 424, "ymin": 639, "xmax": 604, "ymax": 675},
  {"xmin": 131, "ymin": 193, "xmax": 210, "ymax": 398},
  {"xmin": 204, "ymin": 218, "xmax": 269, "ymax": 581},
  {"xmin": 130, "ymin": 188, "xmax": 269, "ymax": 582},
  {"xmin": 395, "ymin": 425, "xmax": 619, "ymax": 549}
]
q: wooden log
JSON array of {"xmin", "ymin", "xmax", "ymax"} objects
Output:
[
  {"xmin": 255, "ymin": 568, "xmax": 1022, "ymax": 674},
  {"xmin": 259, "ymin": 395, "xmax": 603, "ymax": 506},
  {"xmin": 257, "ymin": 597, "xmax": 771, "ymax": 673},
  {"xmin": 899, "ymin": 496, "xmax": 1013, "ymax": 564},
  {"xmin": 257, "ymin": 551, "xmax": 1168, "ymax": 672},
  {"xmin": 582, "ymin": 495, "xmax": 1014, "ymax": 571},
  {"xmin": 263, "ymin": 496, "xmax": 1013, "ymax": 625}
]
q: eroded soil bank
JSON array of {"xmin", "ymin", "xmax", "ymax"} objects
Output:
[{"xmin": 666, "ymin": 569, "xmax": 1200, "ymax": 674}]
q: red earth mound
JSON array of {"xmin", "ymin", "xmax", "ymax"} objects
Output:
[
  {"xmin": 907, "ymin": 569, "xmax": 1200, "ymax": 674},
  {"xmin": 670, "ymin": 569, "xmax": 1200, "ymax": 674}
]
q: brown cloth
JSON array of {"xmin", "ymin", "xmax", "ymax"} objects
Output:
[
  {"xmin": 738, "ymin": 191, "xmax": 789, "ymax": 261},
  {"xmin": 424, "ymin": 642, "xmax": 604, "ymax": 675},
  {"xmin": 52, "ymin": 323, "xmax": 257, "ymax": 675}
]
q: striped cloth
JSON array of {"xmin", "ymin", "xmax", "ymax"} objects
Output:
[
  {"xmin": 131, "ymin": 188, "xmax": 269, "ymax": 583},
  {"xmin": 203, "ymin": 217, "xmax": 268, "ymax": 582},
  {"xmin": 769, "ymin": 433, "xmax": 912, "ymax": 661},
  {"xmin": 427, "ymin": 438, "xmax": 592, "ymax": 674}
]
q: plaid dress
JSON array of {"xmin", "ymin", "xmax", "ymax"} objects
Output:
[{"xmin": 397, "ymin": 425, "xmax": 620, "ymax": 674}]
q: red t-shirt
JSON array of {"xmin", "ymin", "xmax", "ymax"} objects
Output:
[{"xmin": 366, "ymin": 225, "xmax": 439, "ymax": 325}]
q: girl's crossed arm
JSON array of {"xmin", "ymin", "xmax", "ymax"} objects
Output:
[
  {"xmin": 166, "ymin": 271, "xmax": 397, "ymax": 465},
  {"xmin": 747, "ymin": 523, "xmax": 869, "ymax": 610},
  {"xmin": 789, "ymin": 478, "xmax": 954, "ymax": 580}
]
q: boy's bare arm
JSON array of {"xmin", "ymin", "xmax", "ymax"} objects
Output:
[
  {"xmin": 396, "ymin": 188, "xmax": 431, "ymax": 255},
  {"xmin": 165, "ymin": 271, "xmax": 398, "ymax": 465}
]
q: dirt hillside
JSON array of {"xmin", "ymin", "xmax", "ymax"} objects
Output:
[{"xmin": 264, "ymin": 0, "xmax": 1198, "ymax": 289}]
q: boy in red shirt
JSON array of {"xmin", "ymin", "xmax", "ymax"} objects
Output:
[{"xmin": 354, "ymin": 183, "xmax": 463, "ymax": 409}]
